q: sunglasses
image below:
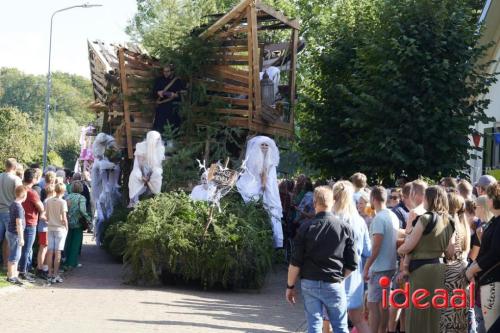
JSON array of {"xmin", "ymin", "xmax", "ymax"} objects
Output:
[{"xmin": 389, "ymin": 196, "xmax": 400, "ymax": 200}]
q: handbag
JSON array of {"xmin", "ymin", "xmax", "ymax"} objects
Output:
[{"xmin": 79, "ymin": 217, "xmax": 89, "ymax": 231}]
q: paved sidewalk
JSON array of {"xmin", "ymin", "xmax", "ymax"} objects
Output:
[{"xmin": 0, "ymin": 234, "xmax": 305, "ymax": 333}]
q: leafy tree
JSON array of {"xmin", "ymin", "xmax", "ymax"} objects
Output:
[
  {"xmin": 298, "ymin": 0, "xmax": 496, "ymax": 181},
  {"xmin": 126, "ymin": 0, "xmax": 238, "ymax": 54},
  {"xmin": 0, "ymin": 68, "xmax": 94, "ymax": 168},
  {"xmin": 0, "ymin": 107, "xmax": 41, "ymax": 165}
]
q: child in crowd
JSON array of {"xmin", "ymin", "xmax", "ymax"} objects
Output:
[
  {"xmin": 6, "ymin": 185, "xmax": 27, "ymax": 285},
  {"xmin": 45, "ymin": 183, "xmax": 68, "ymax": 283},
  {"xmin": 36, "ymin": 184, "xmax": 55, "ymax": 278}
]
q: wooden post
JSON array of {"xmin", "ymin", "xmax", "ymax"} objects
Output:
[
  {"xmin": 249, "ymin": 2, "xmax": 262, "ymax": 122},
  {"xmin": 246, "ymin": 6, "xmax": 254, "ymax": 129},
  {"xmin": 289, "ymin": 29, "xmax": 299, "ymax": 130},
  {"xmin": 118, "ymin": 48, "xmax": 134, "ymax": 159}
]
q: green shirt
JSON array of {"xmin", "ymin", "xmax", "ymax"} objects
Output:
[{"xmin": 66, "ymin": 193, "xmax": 91, "ymax": 229}]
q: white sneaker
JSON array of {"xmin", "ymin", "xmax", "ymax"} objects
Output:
[{"xmin": 54, "ymin": 276, "xmax": 63, "ymax": 283}]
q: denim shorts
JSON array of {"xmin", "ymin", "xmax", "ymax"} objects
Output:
[
  {"xmin": 6, "ymin": 231, "xmax": 22, "ymax": 263},
  {"xmin": 48, "ymin": 230, "xmax": 67, "ymax": 251},
  {"xmin": 367, "ymin": 270, "xmax": 395, "ymax": 303}
]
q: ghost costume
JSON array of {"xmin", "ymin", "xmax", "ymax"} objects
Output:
[
  {"xmin": 128, "ymin": 131, "xmax": 165, "ymax": 207},
  {"xmin": 91, "ymin": 133, "xmax": 121, "ymax": 245},
  {"xmin": 237, "ymin": 136, "xmax": 283, "ymax": 248}
]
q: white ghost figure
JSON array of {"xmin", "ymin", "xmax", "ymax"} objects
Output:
[
  {"xmin": 128, "ymin": 130, "xmax": 165, "ymax": 207},
  {"xmin": 236, "ymin": 136, "xmax": 283, "ymax": 248}
]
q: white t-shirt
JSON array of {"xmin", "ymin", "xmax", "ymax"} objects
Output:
[{"xmin": 46, "ymin": 197, "xmax": 68, "ymax": 232}]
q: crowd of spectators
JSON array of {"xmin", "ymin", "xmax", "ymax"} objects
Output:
[
  {"xmin": 0, "ymin": 158, "xmax": 92, "ymax": 285},
  {"xmin": 282, "ymin": 172, "xmax": 500, "ymax": 333}
]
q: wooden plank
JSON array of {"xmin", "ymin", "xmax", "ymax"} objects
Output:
[
  {"xmin": 289, "ymin": 28, "xmax": 298, "ymax": 129},
  {"xmin": 214, "ymin": 108, "xmax": 249, "ymax": 116},
  {"xmin": 255, "ymin": 2, "xmax": 299, "ymax": 30},
  {"xmin": 220, "ymin": 39, "xmax": 248, "ymax": 47},
  {"xmin": 249, "ymin": 121, "xmax": 293, "ymax": 137},
  {"xmin": 208, "ymin": 54, "xmax": 249, "ymax": 62},
  {"xmin": 125, "ymin": 68, "xmax": 155, "ymax": 77},
  {"xmin": 214, "ymin": 10, "xmax": 248, "ymax": 39},
  {"xmin": 227, "ymin": 117, "xmax": 250, "ymax": 128},
  {"xmin": 124, "ymin": 56, "xmax": 156, "ymax": 70},
  {"xmin": 200, "ymin": 0, "xmax": 251, "ymax": 39},
  {"xmin": 126, "ymin": 79, "xmax": 151, "ymax": 89},
  {"xmin": 212, "ymin": 65, "xmax": 249, "ymax": 77},
  {"xmin": 253, "ymin": 117, "xmax": 293, "ymax": 130},
  {"xmin": 204, "ymin": 70, "xmax": 249, "ymax": 87},
  {"xmin": 214, "ymin": 46, "xmax": 248, "ymax": 53},
  {"xmin": 130, "ymin": 122, "xmax": 153, "ymax": 129},
  {"xmin": 199, "ymin": 80, "xmax": 249, "ymax": 95},
  {"xmin": 131, "ymin": 127, "xmax": 150, "ymax": 134},
  {"xmin": 207, "ymin": 59, "xmax": 249, "ymax": 66},
  {"xmin": 247, "ymin": 6, "xmax": 254, "ymax": 129},
  {"xmin": 207, "ymin": 96, "xmax": 248, "ymax": 106},
  {"xmin": 250, "ymin": 4, "xmax": 262, "ymax": 119},
  {"xmin": 128, "ymin": 107, "xmax": 155, "ymax": 114},
  {"xmin": 118, "ymin": 48, "xmax": 134, "ymax": 159}
]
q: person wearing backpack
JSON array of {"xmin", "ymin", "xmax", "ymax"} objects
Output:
[{"xmin": 64, "ymin": 181, "xmax": 91, "ymax": 269}]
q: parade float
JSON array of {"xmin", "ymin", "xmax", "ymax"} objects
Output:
[{"xmin": 88, "ymin": 0, "xmax": 301, "ymax": 288}]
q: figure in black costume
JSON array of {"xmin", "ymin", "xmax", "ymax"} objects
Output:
[{"xmin": 152, "ymin": 65, "xmax": 184, "ymax": 134}]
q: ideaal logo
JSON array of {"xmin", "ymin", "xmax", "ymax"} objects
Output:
[{"xmin": 379, "ymin": 276, "xmax": 475, "ymax": 309}]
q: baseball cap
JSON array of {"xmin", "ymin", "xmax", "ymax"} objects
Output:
[{"xmin": 475, "ymin": 175, "xmax": 497, "ymax": 189}]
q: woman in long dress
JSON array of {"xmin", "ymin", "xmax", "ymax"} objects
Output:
[
  {"xmin": 441, "ymin": 192, "xmax": 470, "ymax": 333},
  {"xmin": 397, "ymin": 186, "xmax": 455, "ymax": 333}
]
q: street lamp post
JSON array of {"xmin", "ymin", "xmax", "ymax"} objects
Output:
[{"xmin": 42, "ymin": 2, "xmax": 102, "ymax": 171}]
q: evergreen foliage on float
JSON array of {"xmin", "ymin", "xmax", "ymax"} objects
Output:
[{"xmin": 103, "ymin": 191, "xmax": 274, "ymax": 289}]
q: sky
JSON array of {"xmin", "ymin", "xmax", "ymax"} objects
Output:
[{"xmin": 0, "ymin": 0, "xmax": 138, "ymax": 78}]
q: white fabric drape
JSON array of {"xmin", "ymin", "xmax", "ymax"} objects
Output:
[
  {"xmin": 91, "ymin": 133, "xmax": 121, "ymax": 245},
  {"xmin": 237, "ymin": 136, "xmax": 283, "ymax": 248},
  {"xmin": 128, "ymin": 131, "xmax": 164, "ymax": 206}
]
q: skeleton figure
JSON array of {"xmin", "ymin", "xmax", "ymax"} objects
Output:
[
  {"xmin": 91, "ymin": 133, "xmax": 121, "ymax": 245},
  {"xmin": 236, "ymin": 136, "xmax": 283, "ymax": 248},
  {"xmin": 190, "ymin": 170, "xmax": 217, "ymax": 202},
  {"xmin": 128, "ymin": 131, "xmax": 165, "ymax": 207}
]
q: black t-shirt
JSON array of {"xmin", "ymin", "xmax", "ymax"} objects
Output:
[{"xmin": 477, "ymin": 216, "xmax": 500, "ymax": 286}]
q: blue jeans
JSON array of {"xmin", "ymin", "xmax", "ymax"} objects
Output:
[
  {"xmin": 0, "ymin": 212, "xmax": 9, "ymax": 243},
  {"xmin": 18, "ymin": 226, "xmax": 36, "ymax": 273},
  {"xmin": 301, "ymin": 279, "xmax": 348, "ymax": 333}
]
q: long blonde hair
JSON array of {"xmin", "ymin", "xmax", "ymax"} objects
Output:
[
  {"xmin": 448, "ymin": 191, "xmax": 470, "ymax": 254},
  {"xmin": 476, "ymin": 195, "xmax": 494, "ymax": 222},
  {"xmin": 332, "ymin": 181, "xmax": 358, "ymax": 217}
]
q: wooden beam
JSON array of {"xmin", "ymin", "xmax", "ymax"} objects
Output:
[
  {"xmin": 250, "ymin": 4, "xmax": 262, "ymax": 122},
  {"xmin": 200, "ymin": 0, "xmax": 251, "ymax": 39},
  {"xmin": 255, "ymin": 2, "xmax": 299, "ymax": 30},
  {"xmin": 200, "ymin": 80, "xmax": 250, "ymax": 95},
  {"xmin": 208, "ymin": 66, "xmax": 250, "ymax": 84},
  {"xmin": 247, "ymin": 6, "xmax": 254, "ymax": 129},
  {"xmin": 289, "ymin": 29, "xmax": 298, "ymax": 129},
  {"xmin": 207, "ymin": 96, "xmax": 248, "ymax": 107},
  {"xmin": 118, "ymin": 48, "xmax": 134, "ymax": 159}
]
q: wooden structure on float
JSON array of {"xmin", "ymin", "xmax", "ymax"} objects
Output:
[
  {"xmin": 197, "ymin": 0, "xmax": 299, "ymax": 138},
  {"xmin": 88, "ymin": 40, "xmax": 160, "ymax": 159},
  {"xmin": 88, "ymin": 0, "xmax": 299, "ymax": 158}
]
